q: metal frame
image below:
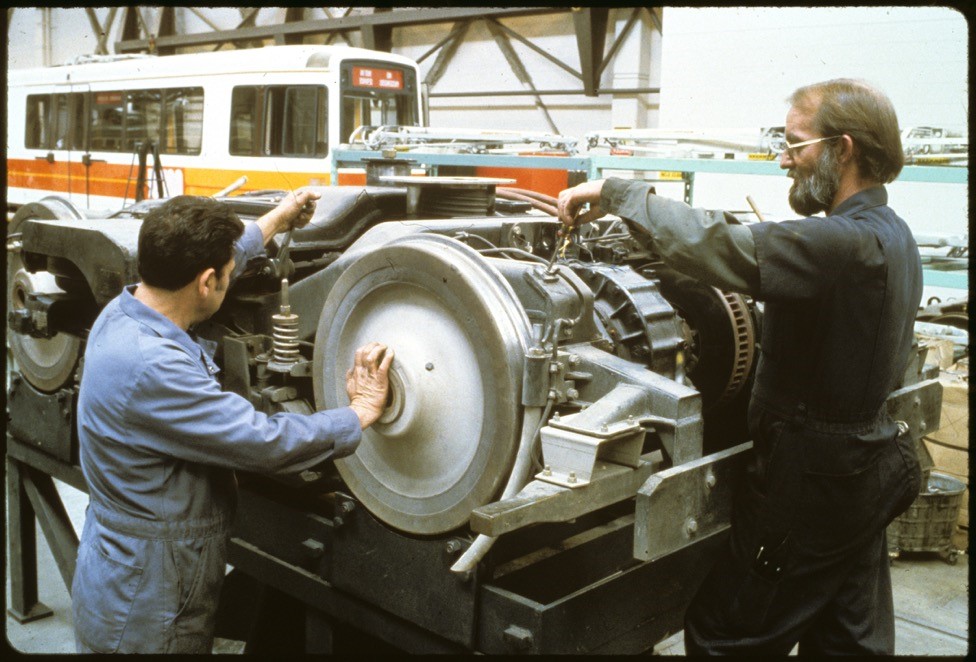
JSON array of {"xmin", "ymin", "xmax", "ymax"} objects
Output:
[
  {"xmin": 4, "ymin": 424, "xmax": 721, "ymax": 653},
  {"xmin": 331, "ymin": 148, "xmax": 591, "ymax": 184},
  {"xmin": 113, "ymin": 8, "xmax": 568, "ymax": 54},
  {"xmin": 6, "ymin": 435, "xmax": 85, "ymax": 624},
  {"xmin": 333, "ymin": 147, "xmax": 969, "ymax": 291}
]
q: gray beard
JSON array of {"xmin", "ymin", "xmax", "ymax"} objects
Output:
[{"xmin": 788, "ymin": 148, "xmax": 841, "ymax": 216}]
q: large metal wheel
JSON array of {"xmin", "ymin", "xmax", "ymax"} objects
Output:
[
  {"xmin": 7, "ymin": 198, "xmax": 85, "ymax": 392},
  {"xmin": 313, "ymin": 234, "xmax": 532, "ymax": 535}
]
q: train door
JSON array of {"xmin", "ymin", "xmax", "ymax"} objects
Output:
[
  {"xmin": 21, "ymin": 87, "xmax": 63, "ymax": 203},
  {"xmin": 57, "ymin": 83, "xmax": 93, "ymax": 207},
  {"xmin": 30, "ymin": 83, "xmax": 92, "ymax": 207}
]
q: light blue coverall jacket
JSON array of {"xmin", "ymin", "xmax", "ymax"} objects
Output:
[{"xmin": 72, "ymin": 222, "xmax": 361, "ymax": 653}]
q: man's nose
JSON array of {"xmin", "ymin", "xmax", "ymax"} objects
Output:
[{"xmin": 779, "ymin": 149, "xmax": 793, "ymax": 169}]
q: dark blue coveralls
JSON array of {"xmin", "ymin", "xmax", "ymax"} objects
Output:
[
  {"xmin": 600, "ymin": 179, "xmax": 923, "ymax": 655},
  {"xmin": 72, "ymin": 223, "xmax": 362, "ymax": 654}
]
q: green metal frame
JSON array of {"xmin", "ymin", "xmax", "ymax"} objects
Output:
[{"xmin": 331, "ymin": 149, "xmax": 968, "ymax": 291}]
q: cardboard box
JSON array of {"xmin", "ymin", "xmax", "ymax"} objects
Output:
[
  {"xmin": 925, "ymin": 440, "xmax": 968, "ymax": 479},
  {"xmin": 926, "ymin": 377, "xmax": 968, "ymax": 450},
  {"xmin": 923, "ymin": 363, "xmax": 969, "ymax": 535},
  {"xmin": 921, "ymin": 338, "xmax": 958, "ymax": 369}
]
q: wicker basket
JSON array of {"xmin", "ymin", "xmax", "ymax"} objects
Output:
[{"xmin": 888, "ymin": 471, "xmax": 965, "ymax": 564}]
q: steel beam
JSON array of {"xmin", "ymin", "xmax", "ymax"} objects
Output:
[
  {"xmin": 6, "ymin": 457, "xmax": 53, "ymax": 623},
  {"xmin": 116, "ymin": 7, "xmax": 565, "ymax": 53},
  {"xmin": 84, "ymin": 8, "xmax": 109, "ymax": 55},
  {"xmin": 120, "ymin": 6, "xmax": 142, "ymax": 43},
  {"xmin": 21, "ymin": 465, "xmax": 80, "ymax": 593},
  {"xmin": 278, "ymin": 8, "xmax": 306, "ymax": 46},
  {"xmin": 487, "ymin": 18, "xmax": 582, "ymax": 81},
  {"xmin": 485, "ymin": 19, "xmax": 559, "ymax": 133},
  {"xmin": 572, "ymin": 7, "xmax": 609, "ymax": 96},
  {"xmin": 7, "ymin": 434, "xmax": 88, "ymax": 492},
  {"xmin": 158, "ymin": 7, "xmax": 175, "ymax": 40},
  {"xmin": 599, "ymin": 8, "xmax": 642, "ymax": 77},
  {"xmin": 423, "ymin": 22, "xmax": 472, "ymax": 86},
  {"xmin": 361, "ymin": 7, "xmax": 392, "ymax": 52}
]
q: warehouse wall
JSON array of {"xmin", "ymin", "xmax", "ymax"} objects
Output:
[
  {"xmin": 6, "ymin": 7, "xmax": 967, "ymax": 235},
  {"xmin": 652, "ymin": 6, "xmax": 968, "ymax": 237},
  {"xmin": 7, "ymin": 7, "xmax": 965, "ymax": 134},
  {"xmin": 659, "ymin": 7, "xmax": 967, "ymax": 130}
]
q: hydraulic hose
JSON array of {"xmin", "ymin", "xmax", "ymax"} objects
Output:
[{"xmin": 496, "ymin": 188, "xmax": 558, "ymax": 217}]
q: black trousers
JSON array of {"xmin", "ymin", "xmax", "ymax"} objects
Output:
[
  {"xmin": 685, "ymin": 528, "xmax": 895, "ymax": 655},
  {"xmin": 684, "ymin": 401, "xmax": 920, "ymax": 655}
]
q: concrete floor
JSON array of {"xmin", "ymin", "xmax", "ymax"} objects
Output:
[{"xmin": 5, "ymin": 479, "xmax": 970, "ymax": 655}]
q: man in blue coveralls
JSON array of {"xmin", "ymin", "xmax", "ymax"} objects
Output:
[
  {"xmin": 558, "ymin": 79, "xmax": 921, "ymax": 654},
  {"xmin": 72, "ymin": 190, "xmax": 394, "ymax": 653}
]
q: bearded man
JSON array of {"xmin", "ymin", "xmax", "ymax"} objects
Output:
[{"xmin": 556, "ymin": 79, "xmax": 922, "ymax": 655}]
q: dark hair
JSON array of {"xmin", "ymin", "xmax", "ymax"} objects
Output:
[
  {"xmin": 789, "ymin": 78, "xmax": 904, "ymax": 183},
  {"xmin": 138, "ymin": 196, "xmax": 245, "ymax": 290}
]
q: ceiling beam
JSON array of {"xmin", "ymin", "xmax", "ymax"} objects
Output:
[
  {"xmin": 115, "ymin": 7, "xmax": 568, "ymax": 53},
  {"xmin": 572, "ymin": 7, "xmax": 609, "ymax": 97}
]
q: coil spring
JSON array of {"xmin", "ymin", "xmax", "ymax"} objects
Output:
[
  {"xmin": 272, "ymin": 310, "xmax": 300, "ymax": 364},
  {"xmin": 272, "ymin": 278, "xmax": 300, "ymax": 365}
]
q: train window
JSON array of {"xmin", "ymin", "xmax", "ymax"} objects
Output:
[
  {"xmin": 70, "ymin": 93, "xmax": 88, "ymax": 150},
  {"xmin": 25, "ymin": 95, "xmax": 51, "ymax": 149},
  {"xmin": 232, "ymin": 85, "xmax": 327, "ymax": 157},
  {"xmin": 230, "ymin": 87, "xmax": 259, "ymax": 155},
  {"xmin": 90, "ymin": 91, "xmax": 124, "ymax": 152},
  {"xmin": 340, "ymin": 94, "xmax": 416, "ymax": 144},
  {"xmin": 165, "ymin": 87, "xmax": 203, "ymax": 154},
  {"xmin": 124, "ymin": 89, "xmax": 162, "ymax": 151},
  {"xmin": 159, "ymin": 87, "xmax": 203, "ymax": 155},
  {"xmin": 283, "ymin": 86, "xmax": 327, "ymax": 156},
  {"xmin": 25, "ymin": 93, "xmax": 88, "ymax": 150},
  {"xmin": 52, "ymin": 94, "xmax": 72, "ymax": 149},
  {"xmin": 339, "ymin": 61, "xmax": 418, "ymax": 143},
  {"xmin": 87, "ymin": 88, "xmax": 203, "ymax": 154}
]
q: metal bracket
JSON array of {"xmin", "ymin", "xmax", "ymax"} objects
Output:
[
  {"xmin": 536, "ymin": 415, "xmax": 644, "ymax": 488},
  {"xmin": 470, "ymin": 452, "xmax": 666, "ymax": 537},
  {"xmin": 633, "ymin": 441, "xmax": 751, "ymax": 562}
]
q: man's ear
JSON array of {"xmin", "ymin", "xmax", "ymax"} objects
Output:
[
  {"xmin": 197, "ymin": 268, "xmax": 217, "ymax": 297},
  {"xmin": 837, "ymin": 134, "xmax": 856, "ymax": 164}
]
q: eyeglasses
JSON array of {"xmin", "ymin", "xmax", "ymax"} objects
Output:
[{"xmin": 771, "ymin": 135, "xmax": 843, "ymax": 157}]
